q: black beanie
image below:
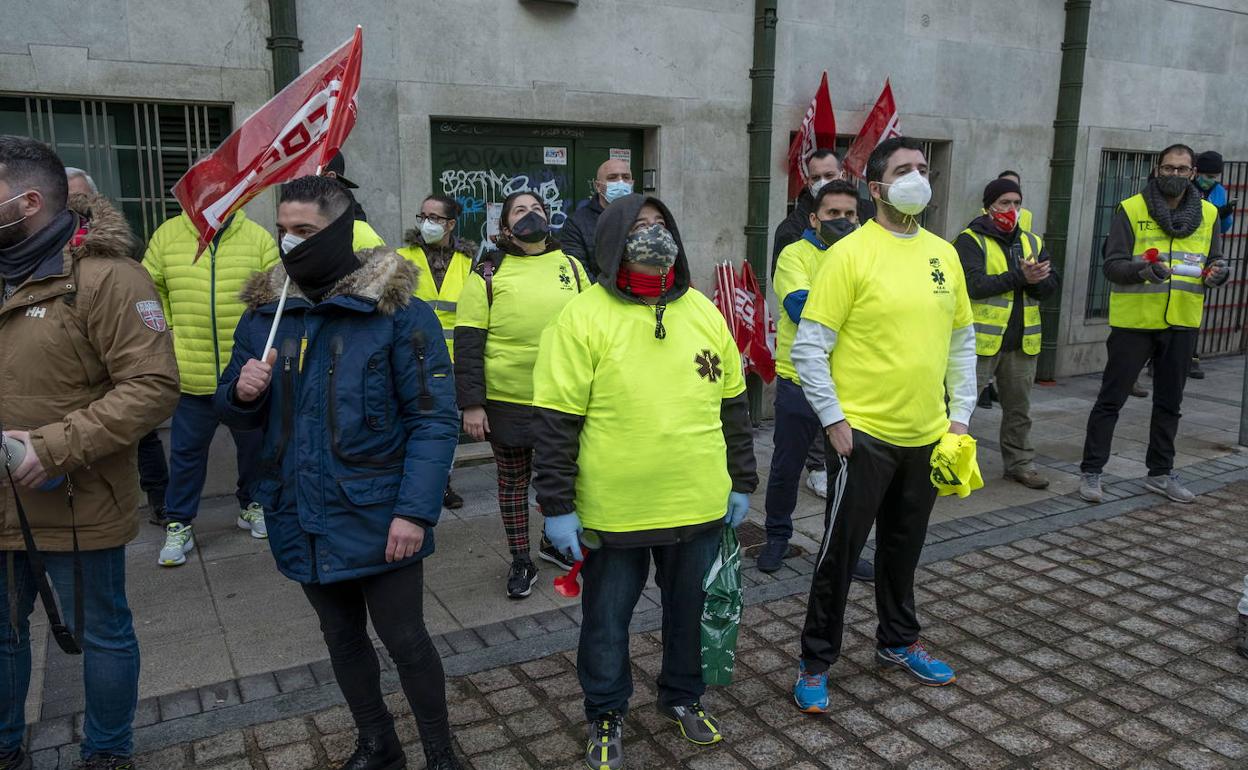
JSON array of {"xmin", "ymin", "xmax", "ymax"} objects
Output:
[
  {"xmin": 1196, "ymin": 151, "xmax": 1224, "ymax": 174},
  {"xmin": 983, "ymin": 178, "xmax": 1021, "ymax": 209}
]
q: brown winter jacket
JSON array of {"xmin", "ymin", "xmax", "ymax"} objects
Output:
[{"xmin": 0, "ymin": 194, "xmax": 180, "ymax": 551}]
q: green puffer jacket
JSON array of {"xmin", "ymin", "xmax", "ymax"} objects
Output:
[{"xmin": 144, "ymin": 212, "xmax": 279, "ymax": 395}]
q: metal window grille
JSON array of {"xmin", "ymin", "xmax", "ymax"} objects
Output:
[
  {"xmin": 1085, "ymin": 150, "xmax": 1157, "ymax": 319},
  {"xmin": 1199, "ymin": 160, "xmax": 1248, "ymax": 356},
  {"xmin": 0, "ymin": 95, "xmax": 231, "ymax": 243}
]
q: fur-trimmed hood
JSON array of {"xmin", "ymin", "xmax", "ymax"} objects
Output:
[
  {"xmin": 67, "ymin": 192, "xmax": 139, "ymax": 262},
  {"xmin": 402, "ymin": 227, "xmax": 479, "ymax": 258},
  {"xmin": 240, "ymin": 247, "xmax": 420, "ymax": 315}
]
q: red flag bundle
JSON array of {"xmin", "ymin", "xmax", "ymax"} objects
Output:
[
  {"xmin": 711, "ymin": 261, "xmax": 776, "ymax": 384},
  {"xmin": 786, "ymin": 71, "xmax": 837, "ymax": 201},
  {"xmin": 738, "ymin": 262, "xmax": 776, "ymax": 383},
  {"xmin": 842, "ymin": 79, "xmax": 902, "ymax": 181},
  {"xmin": 173, "ymin": 27, "xmax": 364, "ymax": 257}
]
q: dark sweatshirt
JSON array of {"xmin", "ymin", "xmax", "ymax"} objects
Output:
[{"xmin": 953, "ymin": 216, "xmax": 1060, "ymax": 353}]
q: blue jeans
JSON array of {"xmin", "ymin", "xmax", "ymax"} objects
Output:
[
  {"xmin": 763, "ymin": 377, "xmax": 824, "ymax": 542},
  {"xmin": 578, "ymin": 525, "xmax": 720, "ymax": 720},
  {"xmin": 0, "ymin": 547, "xmax": 139, "ymax": 759},
  {"xmin": 165, "ymin": 393, "xmax": 263, "ymax": 523}
]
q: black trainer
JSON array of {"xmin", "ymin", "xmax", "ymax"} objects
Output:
[
  {"xmin": 507, "ymin": 556, "xmax": 538, "ymax": 599},
  {"xmin": 658, "ymin": 701, "xmax": 722, "ymax": 745},
  {"xmin": 584, "ymin": 711, "xmax": 624, "ymax": 770},
  {"xmin": 336, "ymin": 730, "xmax": 404, "ymax": 770},
  {"xmin": 538, "ymin": 537, "xmax": 575, "ymax": 571},
  {"xmin": 442, "ymin": 484, "xmax": 464, "ymax": 510},
  {"xmin": 756, "ymin": 538, "xmax": 787, "ymax": 573},
  {"xmin": 424, "ymin": 744, "xmax": 462, "ymax": 770},
  {"xmin": 147, "ymin": 505, "xmax": 168, "ymax": 527}
]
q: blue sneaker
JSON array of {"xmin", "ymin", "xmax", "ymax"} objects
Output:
[
  {"xmin": 877, "ymin": 641, "xmax": 956, "ymax": 686},
  {"xmin": 793, "ymin": 661, "xmax": 830, "ymax": 713}
]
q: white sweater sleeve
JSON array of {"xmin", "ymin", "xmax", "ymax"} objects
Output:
[
  {"xmin": 791, "ymin": 318, "xmax": 844, "ymax": 428},
  {"xmin": 946, "ymin": 324, "xmax": 978, "ymax": 425}
]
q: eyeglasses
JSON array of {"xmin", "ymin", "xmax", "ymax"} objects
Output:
[
  {"xmin": 416, "ymin": 213, "xmax": 453, "ymax": 225},
  {"xmin": 1158, "ymin": 165, "xmax": 1193, "ymax": 176}
]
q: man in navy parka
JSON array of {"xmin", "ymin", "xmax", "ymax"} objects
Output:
[{"xmin": 214, "ymin": 175, "xmax": 463, "ymax": 770}]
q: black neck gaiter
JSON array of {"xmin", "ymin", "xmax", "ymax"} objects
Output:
[
  {"xmin": 0, "ymin": 209, "xmax": 76, "ymax": 284},
  {"xmin": 281, "ymin": 207, "xmax": 360, "ymax": 302}
]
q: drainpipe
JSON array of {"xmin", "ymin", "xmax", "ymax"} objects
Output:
[
  {"xmin": 1036, "ymin": 0, "xmax": 1091, "ymax": 382},
  {"xmin": 745, "ymin": 0, "xmax": 778, "ymax": 418},
  {"xmin": 267, "ymin": 0, "xmax": 303, "ymax": 92}
]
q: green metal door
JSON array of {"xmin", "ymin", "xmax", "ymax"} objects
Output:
[{"xmin": 430, "ymin": 120, "xmax": 643, "ymax": 247}]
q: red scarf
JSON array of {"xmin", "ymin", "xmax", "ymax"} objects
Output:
[{"xmin": 616, "ymin": 266, "xmax": 671, "ymax": 298}]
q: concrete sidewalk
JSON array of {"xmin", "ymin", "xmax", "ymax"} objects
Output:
[{"xmin": 21, "ymin": 357, "xmax": 1247, "ymax": 732}]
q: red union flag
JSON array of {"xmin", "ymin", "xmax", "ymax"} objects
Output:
[
  {"xmin": 786, "ymin": 71, "xmax": 837, "ymax": 201},
  {"xmin": 842, "ymin": 79, "xmax": 902, "ymax": 181},
  {"xmin": 711, "ymin": 261, "xmax": 776, "ymax": 384},
  {"xmin": 174, "ymin": 27, "xmax": 363, "ymax": 257}
]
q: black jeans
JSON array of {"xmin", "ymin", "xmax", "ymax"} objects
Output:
[
  {"xmin": 764, "ymin": 378, "xmax": 824, "ymax": 542},
  {"xmin": 1081, "ymin": 327, "xmax": 1196, "ymax": 476},
  {"xmin": 301, "ymin": 561, "xmax": 451, "ymax": 749},
  {"xmin": 577, "ymin": 526, "xmax": 720, "ymax": 720},
  {"xmin": 800, "ymin": 432, "xmax": 937, "ymax": 672},
  {"xmin": 136, "ymin": 430, "xmax": 168, "ymax": 511}
]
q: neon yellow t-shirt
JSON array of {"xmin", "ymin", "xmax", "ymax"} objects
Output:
[
  {"xmin": 455, "ymin": 249, "xmax": 583, "ymax": 405},
  {"xmin": 801, "ymin": 220, "xmax": 974, "ymax": 447},
  {"xmin": 532, "ymin": 285, "xmax": 744, "ymax": 532},
  {"xmin": 773, "ymin": 236, "xmax": 830, "ymax": 384}
]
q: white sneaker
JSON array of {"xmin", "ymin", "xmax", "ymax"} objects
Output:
[
  {"xmin": 158, "ymin": 523, "xmax": 195, "ymax": 566},
  {"xmin": 806, "ymin": 469, "xmax": 828, "ymax": 499},
  {"xmin": 238, "ymin": 502, "xmax": 267, "ymax": 539}
]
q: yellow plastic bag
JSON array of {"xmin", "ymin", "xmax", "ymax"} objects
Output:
[{"xmin": 930, "ymin": 433, "xmax": 984, "ymax": 498}]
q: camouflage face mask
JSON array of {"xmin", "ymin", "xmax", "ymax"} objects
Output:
[{"xmin": 623, "ymin": 223, "xmax": 678, "ymax": 269}]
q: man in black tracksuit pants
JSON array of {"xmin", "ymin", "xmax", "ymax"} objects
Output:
[{"xmin": 1078, "ymin": 145, "xmax": 1227, "ymax": 506}]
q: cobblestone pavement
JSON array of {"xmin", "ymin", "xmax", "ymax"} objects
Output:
[{"xmin": 96, "ymin": 481, "xmax": 1248, "ymax": 770}]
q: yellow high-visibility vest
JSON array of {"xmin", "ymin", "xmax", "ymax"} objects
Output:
[
  {"xmin": 1111, "ymin": 194, "xmax": 1217, "ymax": 330},
  {"xmin": 962, "ymin": 228, "xmax": 1043, "ymax": 356},
  {"xmin": 396, "ymin": 244, "xmax": 474, "ymax": 358}
]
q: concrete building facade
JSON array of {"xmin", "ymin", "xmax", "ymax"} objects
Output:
[{"xmin": 2, "ymin": 0, "xmax": 1246, "ymax": 376}]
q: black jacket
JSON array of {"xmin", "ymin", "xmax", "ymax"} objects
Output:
[
  {"xmin": 559, "ymin": 196, "xmax": 604, "ymax": 280},
  {"xmin": 532, "ymin": 193, "xmax": 758, "ymax": 544},
  {"xmin": 953, "ymin": 216, "xmax": 1060, "ymax": 353},
  {"xmin": 771, "ymin": 188, "xmax": 876, "ymax": 277},
  {"xmin": 1101, "ymin": 194, "xmax": 1224, "ymax": 286}
]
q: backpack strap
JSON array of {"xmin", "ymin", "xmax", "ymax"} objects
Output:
[
  {"xmin": 482, "ymin": 260, "xmax": 495, "ymax": 307},
  {"xmin": 565, "ymin": 255, "xmax": 583, "ymax": 292}
]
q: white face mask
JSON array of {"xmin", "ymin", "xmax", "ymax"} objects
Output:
[
  {"xmin": 880, "ymin": 169, "xmax": 932, "ymax": 216},
  {"xmin": 0, "ymin": 192, "xmax": 28, "ymax": 231},
  {"xmin": 280, "ymin": 233, "xmax": 305, "ymax": 254},
  {"xmin": 809, "ymin": 178, "xmax": 830, "ymax": 197},
  {"xmin": 419, "ymin": 219, "xmax": 447, "ymax": 243}
]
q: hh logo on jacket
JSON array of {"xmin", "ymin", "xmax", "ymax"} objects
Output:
[{"xmin": 25, "ymin": 307, "xmax": 46, "ymax": 319}]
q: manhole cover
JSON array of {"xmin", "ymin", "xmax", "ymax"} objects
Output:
[{"xmin": 737, "ymin": 520, "xmax": 807, "ymax": 559}]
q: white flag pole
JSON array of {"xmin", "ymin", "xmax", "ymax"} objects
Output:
[{"xmin": 262, "ymin": 277, "xmax": 290, "ymax": 358}]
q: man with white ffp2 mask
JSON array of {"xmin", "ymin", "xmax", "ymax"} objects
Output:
[{"xmin": 791, "ymin": 136, "xmax": 978, "ymax": 712}]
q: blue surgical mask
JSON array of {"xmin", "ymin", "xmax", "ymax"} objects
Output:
[{"xmin": 603, "ymin": 180, "xmax": 632, "ymax": 204}]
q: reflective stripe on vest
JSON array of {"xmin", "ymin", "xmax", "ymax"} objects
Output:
[
  {"xmin": 965, "ymin": 228, "xmax": 1043, "ymax": 356},
  {"xmin": 398, "ymin": 245, "xmax": 474, "ymax": 359},
  {"xmin": 1110, "ymin": 195, "xmax": 1216, "ymax": 330}
]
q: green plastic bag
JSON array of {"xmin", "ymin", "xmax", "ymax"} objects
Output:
[{"xmin": 700, "ymin": 526, "xmax": 743, "ymax": 686}]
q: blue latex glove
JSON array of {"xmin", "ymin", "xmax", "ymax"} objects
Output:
[
  {"xmin": 544, "ymin": 512, "xmax": 584, "ymax": 561},
  {"xmin": 725, "ymin": 492, "xmax": 751, "ymax": 529}
]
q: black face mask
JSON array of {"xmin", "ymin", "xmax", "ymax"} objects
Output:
[
  {"xmin": 1157, "ymin": 175, "xmax": 1190, "ymax": 199},
  {"xmin": 280, "ymin": 206, "xmax": 360, "ymax": 302},
  {"xmin": 817, "ymin": 217, "xmax": 856, "ymax": 246},
  {"xmin": 510, "ymin": 210, "xmax": 550, "ymax": 244}
]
